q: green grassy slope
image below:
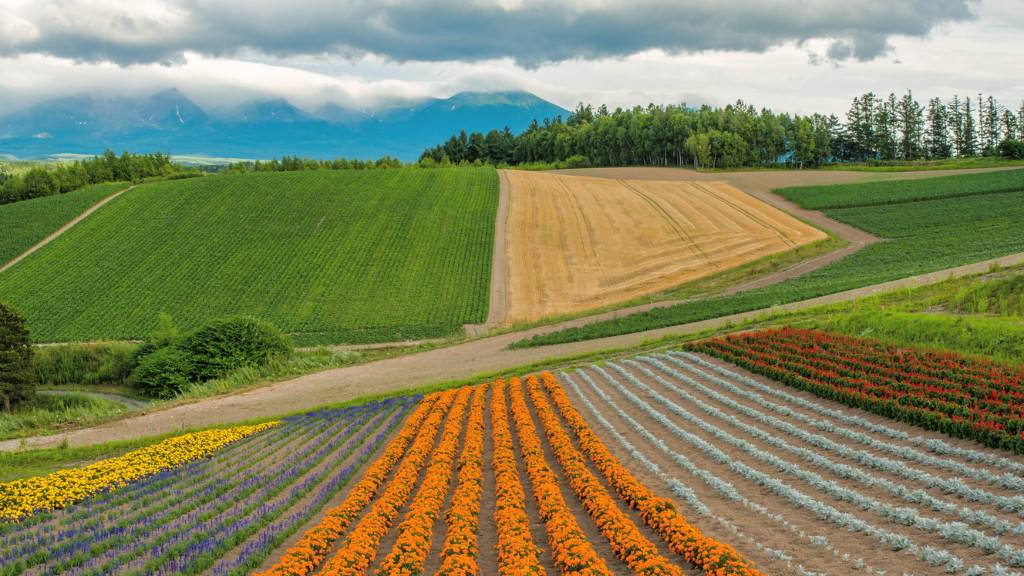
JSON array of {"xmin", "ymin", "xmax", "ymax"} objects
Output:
[
  {"xmin": 0, "ymin": 169, "xmax": 498, "ymax": 344},
  {"xmin": 775, "ymin": 167, "xmax": 1024, "ymax": 209},
  {"xmin": 510, "ymin": 188, "xmax": 1024, "ymax": 348},
  {"xmin": 0, "ymin": 183, "xmax": 131, "ymax": 267}
]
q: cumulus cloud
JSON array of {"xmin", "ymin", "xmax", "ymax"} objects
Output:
[{"xmin": 0, "ymin": 0, "xmax": 979, "ymax": 68}]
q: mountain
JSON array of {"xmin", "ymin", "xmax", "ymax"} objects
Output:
[{"xmin": 0, "ymin": 89, "xmax": 569, "ymax": 161}]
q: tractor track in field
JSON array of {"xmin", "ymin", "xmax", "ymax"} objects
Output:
[{"xmin": 0, "ymin": 184, "xmax": 139, "ymax": 274}]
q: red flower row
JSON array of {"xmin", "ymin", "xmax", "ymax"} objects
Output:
[{"xmin": 686, "ymin": 328, "xmax": 1024, "ymax": 453}]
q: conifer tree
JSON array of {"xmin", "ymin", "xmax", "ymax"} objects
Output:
[{"xmin": 0, "ymin": 302, "xmax": 33, "ymax": 413}]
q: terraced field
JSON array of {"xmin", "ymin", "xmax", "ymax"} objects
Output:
[{"xmin": 0, "ymin": 169, "xmax": 498, "ymax": 344}]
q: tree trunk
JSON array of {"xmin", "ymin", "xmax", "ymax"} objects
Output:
[{"xmin": 2, "ymin": 393, "xmax": 9, "ymax": 413}]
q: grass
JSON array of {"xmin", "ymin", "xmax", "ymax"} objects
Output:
[
  {"xmin": 775, "ymin": 167, "xmax": 1024, "ymax": 209},
  {"xmin": 819, "ymin": 156, "xmax": 1024, "ymax": 172},
  {"xmin": 0, "ymin": 169, "xmax": 499, "ymax": 344},
  {"xmin": 0, "ymin": 393, "xmax": 131, "ymax": 442},
  {"xmin": 0, "ymin": 182, "xmax": 131, "ymax": 267}
]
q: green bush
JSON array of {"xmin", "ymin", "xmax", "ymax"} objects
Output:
[
  {"xmin": 178, "ymin": 316, "xmax": 291, "ymax": 381},
  {"xmin": 997, "ymin": 139, "xmax": 1024, "ymax": 160},
  {"xmin": 132, "ymin": 316, "xmax": 290, "ymax": 398}
]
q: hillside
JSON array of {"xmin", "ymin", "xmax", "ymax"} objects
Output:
[
  {"xmin": 0, "ymin": 182, "xmax": 130, "ymax": 267},
  {"xmin": 0, "ymin": 169, "xmax": 499, "ymax": 344},
  {"xmin": 0, "ymin": 89, "xmax": 569, "ymax": 160}
]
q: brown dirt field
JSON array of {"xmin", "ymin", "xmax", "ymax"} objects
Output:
[{"xmin": 503, "ymin": 171, "xmax": 826, "ymax": 324}]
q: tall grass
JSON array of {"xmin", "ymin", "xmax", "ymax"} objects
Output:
[
  {"xmin": 0, "ymin": 392, "xmax": 129, "ymax": 436},
  {"xmin": 33, "ymin": 341, "xmax": 137, "ymax": 387}
]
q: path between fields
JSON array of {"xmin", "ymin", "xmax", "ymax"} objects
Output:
[
  {"xmin": 466, "ymin": 169, "xmax": 510, "ymax": 336},
  {"xmin": 0, "ymin": 184, "xmax": 138, "ymax": 274},
  {"xmin": 7, "ymin": 249, "xmax": 1024, "ymax": 452}
]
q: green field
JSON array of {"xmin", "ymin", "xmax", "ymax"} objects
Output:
[
  {"xmin": 775, "ymin": 167, "xmax": 1024, "ymax": 209},
  {"xmin": 511, "ymin": 187, "xmax": 1024, "ymax": 348},
  {"xmin": 0, "ymin": 183, "xmax": 130, "ymax": 267},
  {"xmin": 0, "ymin": 169, "xmax": 498, "ymax": 344}
]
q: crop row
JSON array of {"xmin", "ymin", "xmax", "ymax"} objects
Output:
[
  {"xmin": 565, "ymin": 353, "xmax": 1024, "ymax": 574},
  {"xmin": 0, "ymin": 182, "xmax": 130, "ymax": 268},
  {"xmin": 775, "ymin": 168, "xmax": 1024, "ymax": 209},
  {"xmin": 511, "ymin": 189, "xmax": 1024, "ymax": 349},
  {"xmin": 0, "ymin": 169, "xmax": 498, "ymax": 344},
  {"xmin": 0, "ymin": 398, "xmax": 415, "ymax": 576},
  {"xmin": 686, "ymin": 328, "xmax": 1024, "ymax": 452}
]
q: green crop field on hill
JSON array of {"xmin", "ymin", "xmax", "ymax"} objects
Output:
[
  {"xmin": 0, "ymin": 182, "xmax": 130, "ymax": 267},
  {"xmin": 0, "ymin": 169, "xmax": 498, "ymax": 344}
]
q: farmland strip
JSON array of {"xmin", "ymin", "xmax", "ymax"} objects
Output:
[{"xmin": 489, "ymin": 379, "xmax": 546, "ymax": 576}]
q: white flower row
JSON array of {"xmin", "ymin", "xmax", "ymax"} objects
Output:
[
  {"xmin": 573, "ymin": 368, "xmax": 833, "ymax": 574},
  {"xmin": 589, "ymin": 365, "xmax": 943, "ymax": 573},
  {"xmin": 665, "ymin": 351, "xmax": 1024, "ymax": 488},
  {"xmin": 668, "ymin": 351, "xmax": 1024, "ymax": 478},
  {"xmin": 558, "ymin": 370, "xmax": 709, "ymax": 516},
  {"xmin": 608, "ymin": 361, "xmax": 1024, "ymax": 567},
  {"xmin": 593, "ymin": 360, "xmax": 966, "ymax": 569},
  {"xmin": 571, "ymin": 369, "xmax": 740, "ymax": 504},
  {"xmin": 635, "ymin": 356, "xmax": 1024, "ymax": 537}
]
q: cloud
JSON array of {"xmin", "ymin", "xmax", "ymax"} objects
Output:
[{"xmin": 0, "ymin": 0, "xmax": 979, "ymax": 68}]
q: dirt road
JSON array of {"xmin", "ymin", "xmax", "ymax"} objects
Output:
[{"xmin": 7, "ymin": 249, "xmax": 1023, "ymax": 452}]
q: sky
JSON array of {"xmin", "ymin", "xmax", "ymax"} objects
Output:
[{"xmin": 0, "ymin": 0, "xmax": 1022, "ymax": 119}]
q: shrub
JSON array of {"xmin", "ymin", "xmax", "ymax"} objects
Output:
[
  {"xmin": 132, "ymin": 316, "xmax": 290, "ymax": 398},
  {"xmin": 0, "ymin": 302, "xmax": 34, "ymax": 411},
  {"xmin": 997, "ymin": 139, "xmax": 1024, "ymax": 160}
]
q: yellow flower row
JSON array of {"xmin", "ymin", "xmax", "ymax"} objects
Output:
[{"xmin": 0, "ymin": 422, "xmax": 279, "ymax": 523}]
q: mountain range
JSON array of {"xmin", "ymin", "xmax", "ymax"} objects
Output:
[{"xmin": 0, "ymin": 88, "xmax": 569, "ymax": 161}]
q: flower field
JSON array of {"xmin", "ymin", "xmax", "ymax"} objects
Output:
[
  {"xmin": 8, "ymin": 347, "xmax": 1024, "ymax": 576},
  {"xmin": 685, "ymin": 329, "xmax": 1024, "ymax": 452}
]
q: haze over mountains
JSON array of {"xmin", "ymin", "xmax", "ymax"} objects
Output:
[{"xmin": 0, "ymin": 89, "xmax": 569, "ymax": 161}]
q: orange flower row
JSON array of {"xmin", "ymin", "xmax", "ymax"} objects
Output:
[
  {"xmin": 374, "ymin": 386, "xmax": 475, "ymax": 575},
  {"xmin": 490, "ymin": 379, "xmax": 546, "ymax": 576},
  {"xmin": 507, "ymin": 377, "xmax": 612, "ymax": 576},
  {"xmin": 524, "ymin": 374, "xmax": 683, "ymax": 576},
  {"xmin": 437, "ymin": 383, "xmax": 489, "ymax": 576},
  {"xmin": 254, "ymin": 392, "xmax": 446, "ymax": 576},
  {"xmin": 538, "ymin": 372, "xmax": 763, "ymax": 576},
  {"xmin": 318, "ymin": 388, "xmax": 463, "ymax": 576}
]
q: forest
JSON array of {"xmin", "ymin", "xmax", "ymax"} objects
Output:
[
  {"xmin": 0, "ymin": 149, "xmax": 191, "ymax": 205},
  {"xmin": 420, "ymin": 91, "xmax": 1024, "ymax": 169}
]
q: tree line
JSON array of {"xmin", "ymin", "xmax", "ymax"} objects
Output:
[
  {"xmin": 0, "ymin": 149, "xmax": 193, "ymax": 206},
  {"xmin": 420, "ymin": 92, "xmax": 1024, "ymax": 169},
  {"xmin": 222, "ymin": 154, "xmax": 409, "ymax": 173}
]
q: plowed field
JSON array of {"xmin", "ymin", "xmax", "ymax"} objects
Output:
[{"xmin": 503, "ymin": 171, "xmax": 827, "ymax": 323}]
